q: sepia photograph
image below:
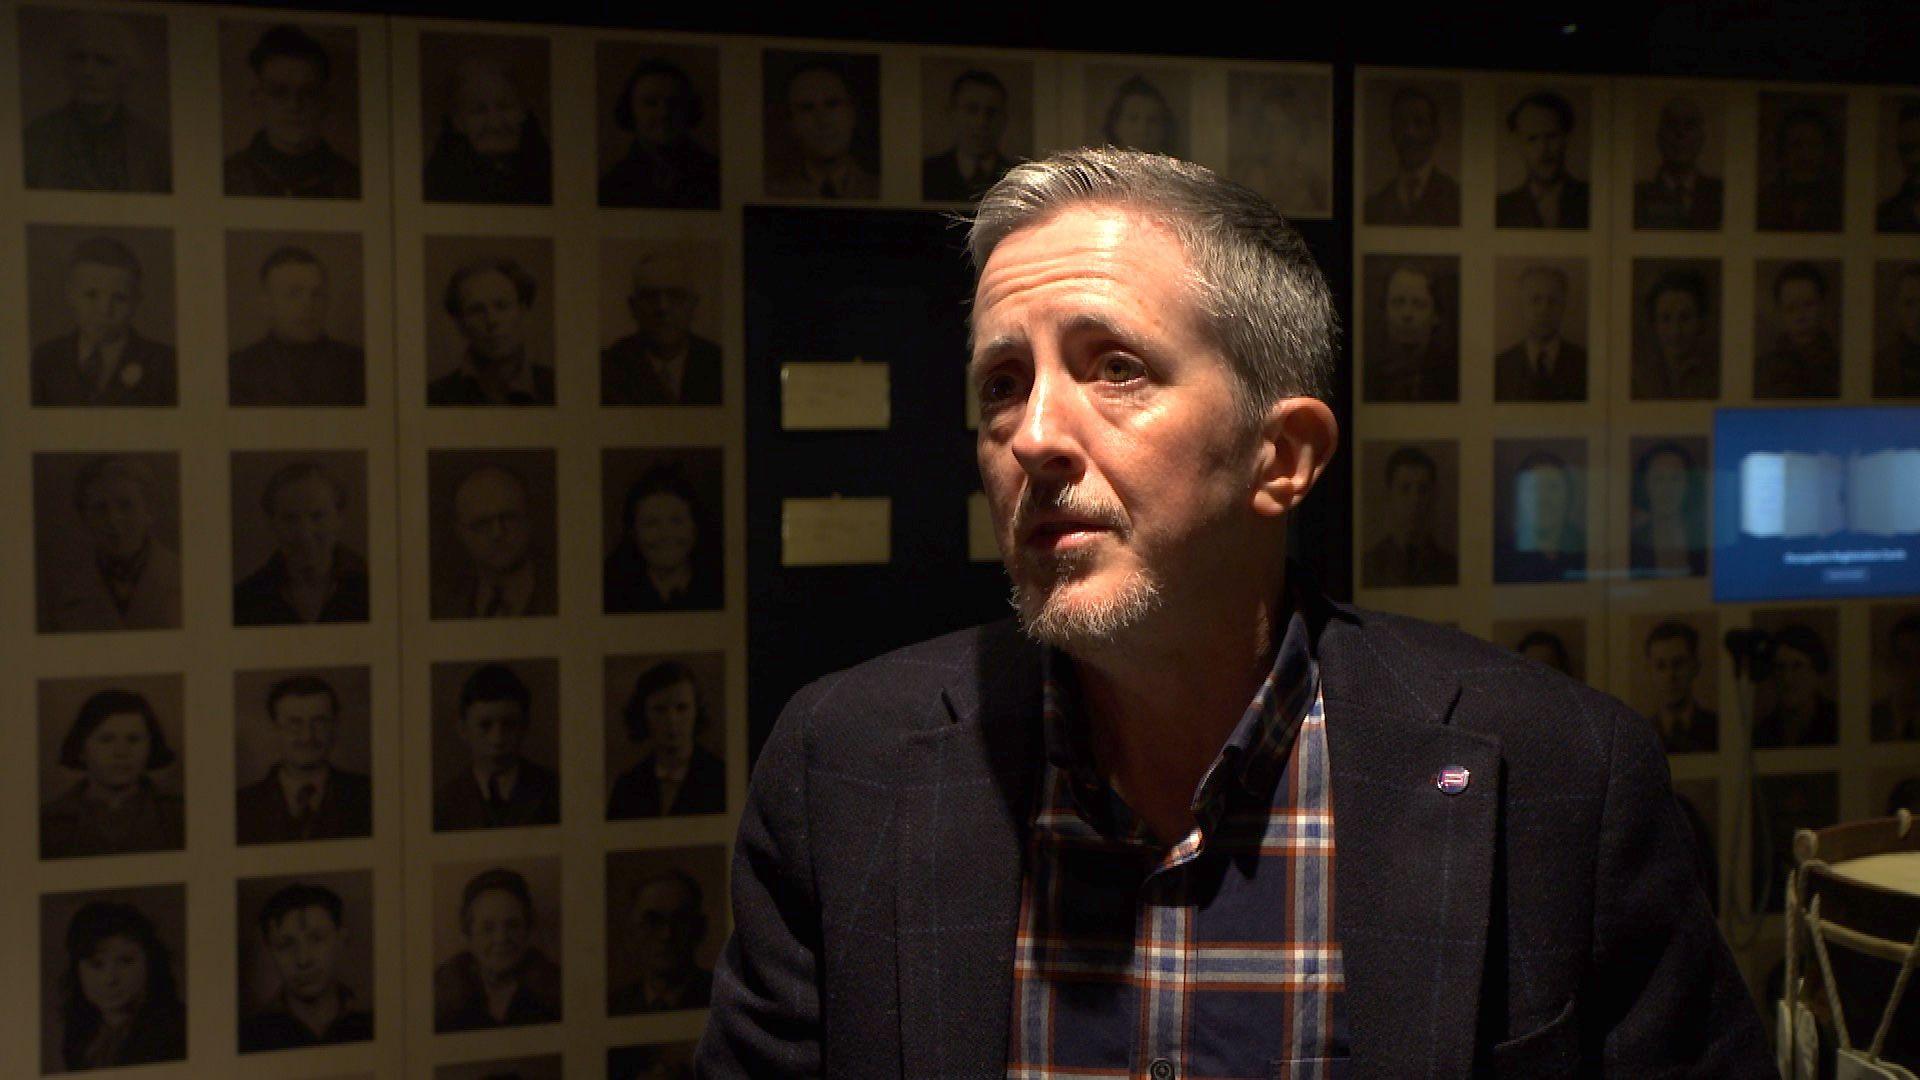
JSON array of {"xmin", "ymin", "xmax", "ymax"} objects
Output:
[
  {"xmin": 236, "ymin": 872, "xmax": 374, "ymax": 1053},
  {"xmin": 219, "ymin": 20, "xmax": 360, "ymax": 198},
  {"xmin": 436, "ymin": 1055, "xmax": 562, "ymax": 1080},
  {"xmin": 418, "ymin": 31, "xmax": 551, "ymax": 205},
  {"xmin": 1874, "ymin": 260, "xmax": 1920, "ymax": 398},
  {"xmin": 599, "ymin": 238, "xmax": 722, "ymax": 406},
  {"xmin": 1492, "ymin": 437, "xmax": 1588, "ymax": 585},
  {"xmin": 235, "ymin": 666, "xmax": 373, "ymax": 845},
  {"xmin": 920, "ymin": 56, "xmax": 1031, "ymax": 204},
  {"xmin": 610, "ymin": 1041, "xmax": 696, "ymax": 1080},
  {"xmin": 1361, "ymin": 77, "xmax": 1462, "ymax": 226},
  {"xmin": 1750, "ymin": 608, "xmax": 1841, "ymax": 748},
  {"xmin": 27, "ymin": 225, "xmax": 177, "ymax": 407},
  {"xmin": 1492, "ymin": 257, "xmax": 1589, "ymax": 403},
  {"xmin": 1632, "ymin": 88, "xmax": 1724, "ymax": 230},
  {"xmin": 35, "ymin": 452, "xmax": 182, "ymax": 634},
  {"xmin": 1085, "ymin": 64, "xmax": 1190, "ymax": 159},
  {"xmin": 1671, "ymin": 778, "xmax": 1720, "ymax": 914},
  {"xmin": 603, "ymin": 447, "xmax": 725, "ymax": 613},
  {"xmin": 1630, "ymin": 258, "xmax": 1721, "ymax": 400},
  {"xmin": 1878, "ymin": 95, "xmax": 1920, "ymax": 232},
  {"xmin": 1226, "ymin": 69, "xmax": 1331, "ymax": 220},
  {"xmin": 19, "ymin": 6, "xmax": 171, "ymax": 192},
  {"xmin": 226, "ymin": 230, "xmax": 366, "ymax": 406},
  {"xmin": 1752, "ymin": 773, "xmax": 1837, "ymax": 912},
  {"xmin": 1870, "ymin": 604, "xmax": 1920, "ymax": 742},
  {"xmin": 1753, "ymin": 258, "xmax": 1842, "ymax": 399},
  {"xmin": 1493, "ymin": 617, "xmax": 1586, "ymax": 682},
  {"xmin": 423, "ymin": 235, "xmax": 556, "ymax": 406},
  {"xmin": 1878, "ymin": 769, "xmax": 1920, "ymax": 816},
  {"xmin": 605, "ymin": 652, "xmax": 726, "ymax": 820},
  {"xmin": 1361, "ymin": 254, "xmax": 1459, "ymax": 403},
  {"xmin": 39, "ymin": 673, "xmax": 185, "ymax": 860},
  {"xmin": 1628, "ymin": 612, "xmax": 1721, "ymax": 755},
  {"xmin": 1359, "ymin": 440, "xmax": 1458, "ymax": 589},
  {"xmin": 231, "ymin": 451, "xmax": 371, "ymax": 626},
  {"xmin": 431, "ymin": 658, "xmax": 560, "ymax": 832},
  {"xmin": 605, "ymin": 845, "xmax": 727, "ymax": 1016},
  {"xmin": 431, "ymin": 858, "xmax": 561, "ymax": 1032},
  {"xmin": 596, "ymin": 40, "xmax": 720, "ymax": 210},
  {"xmin": 1757, "ymin": 91, "xmax": 1846, "ymax": 232},
  {"xmin": 1495, "ymin": 85, "xmax": 1592, "ymax": 229},
  {"xmin": 1627, "ymin": 436, "xmax": 1709, "ymax": 580},
  {"xmin": 40, "ymin": 885, "xmax": 186, "ymax": 1073},
  {"xmin": 428, "ymin": 448, "xmax": 558, "ymax": 619},
  {"xmin": 763, "ymin": 49, "xmax": 880, "ymax": 199}
]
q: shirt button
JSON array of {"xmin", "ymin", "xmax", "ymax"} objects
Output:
[{"xmin": 1148, "ymin": 1058, "xmax": 1176, "ymax": 1080}]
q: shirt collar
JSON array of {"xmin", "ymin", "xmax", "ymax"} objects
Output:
[
  {"xmin": 460, "ymin": 349, "xmax": 538, "ymax": 399},
  {"xmin": 275, "ymin": 764, "xmax": 332, "ymax": 811}
]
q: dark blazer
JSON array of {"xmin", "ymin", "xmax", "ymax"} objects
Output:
[
  {"xmin": 1495, "ymin": 177, "xmax": 1591, "ymax": 229},
  {"xmin": 233, "ymin": 547, "xmax": 372, "ymax": 626},
  {"xmin": 31, "ymin": 331, "xmax": 177, "ymax": 406},
  {"xmin": 601, "ymin": 333, "xmax": 723, "ymax": 405},
  {"xmin": 697, "ymin": 581, "xmax": 1770, "ymax": 1077},
  {"xmin": 433, "ymin": 948, "xmax": 562, "ymax": 1032},
  {"xmin": 921, "ymin": 148, "xmax": 1014, "ymax": 203},
  {"xmin": 607, "ymin": 745, "xmax": 726, "ymax": 819},
  {"xmin": 433, "ymin": 760, "xmax": 560, "ymax": 831},
  {"xmin": 426, "ymin": 358, "xmax": 556, "ymax": 406},
  {"xmin": 1363, "ymin": 170, "xmax": 1461, "ymax": 226},
  {"xmin": 1633, "ymin": 174, "xmax": 1724, "ymax": 230},
  {"xmin": 1493, "ymin": 340, "xmax": 1588, "ymax": 402},
  {"xmin": 235, "ymin": 765, "xmax": 373, "ymax": 845}
]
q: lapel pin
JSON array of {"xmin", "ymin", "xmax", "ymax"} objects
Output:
[{"xmin": 1434, "ymin": 765, "xmax": 1471, "ymax": 795}]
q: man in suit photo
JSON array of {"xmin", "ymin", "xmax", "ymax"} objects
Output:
[
  {"xmin": 234, "ymin": 460, "xmax": 371, "ymax": 625},
  {"xmin": 223, "ymin": 24, "xmax": 359, "ymax": 198},
  {"xmin": 765, "ymin": 58, "xmax": 877, "ymax": 199},
  {"xmin": 437, "ymin": 462, "xmax": 556, "ymax": 619},
  {"xmin": 238, "ymin": 882, "xmax": 374, "ymax": 1051},
  {"xmin": 1496, "ymin": 89, "xmax": 1590, "ymax": 229},
  {"xmin": 39, "ymin": 455, "xmax": 182, "ymax": 633},
  {"xmin": 23, "ymin": 11, "xmax": 170, "ymax": 192},
  {"xmin": 601, "ymin": 251, "xmax": 721, "ymax": 406},
  {"xmin": 1361, "ymin": 445, "xmax": 1456, "ymax": 588},
  {"xmin": 1634, "ymin": 95, "xmax": 1723, "ymax": 230},
  {"xmin": 229, "ymin": 245, "xmax": 366, "ymax": 405},
  {"xmin": 236, "ymin": 673, "xmax": 373, "ymax": 845},
  {"xmin": 428, "ymin": 257, "xmax": 554, "ymax": 406},
  {"xmin": 1363, "ymin": 83, "xmax": 1459, "ymax": 226},
  {"xmin": 32, "ymin": 235, "xmax": 176, "ymax": 407},
  {"xmin": 1641, "ymin": 621, "xmax": 1718, "ymax": 754},
  {"xmin": 922, "ymin": 69, "xmax": 1016, "ymax": 203},
  {"xmin": 698, "ymin": 148, "xmax": 1767, "ymax": 1077},
  {"xmin": 433, "ymin": 663, "xmax": 559, "ymax": 832},
  {"xmin": 608, "ymin": 868, "xmax": 714, "ymax": 1015},
  {"xmin": 1754, "ymin": 260, "xmax": 1840, "ymax": 399},
  {"xmin": 1493, "ymin": 264, "xmax": 1587, "ymax": 402}
]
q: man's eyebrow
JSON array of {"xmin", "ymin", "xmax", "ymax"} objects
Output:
[{"xmin": 967, "ymin": 333, "xmax": 1024, "ymax": 376}]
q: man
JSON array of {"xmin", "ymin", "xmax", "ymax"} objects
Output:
[
  {"xmin": 1642, "ymin": 621, "xmax": 1718, "ymax": 754},
  {"xmin": 1871, "ymin": 613, "xmax": 1920, "ymax": 742},
  {"xmin": 1875, "ymin": 263, "xmax": 1920, "ymax": 398},
  {"xmin": 1754, "ymin": 261, "xmax": 1840, "ymax": 399},
  {"xmin": 1753, "ymin": 624, "xmax": 1839, "ymax": 748},
  {"xmin": 229, "ymin": 246, "xmax": 365, "ymax": 406},
  {"xmin": 923, "ymin": 69, "xmax": 1017, "ymax": 202},
  {"xmin": 234, "ymin": 461, "xmax": 370, "ymax": 625},
  {"xmin": 1633, "ymin": 267, "xmax": 1718, "ymax": 400},
  {"xmin": 766, "ymin": 61, "xmax": 876, "ymax": 199},
  {"xmin": 599, "ymin": 57, "xmax": 718, "ymax": 210},
  {"xmin": 437, "ymin": 463, "xmax": 555, "ymax": 619},
  {"xmin": 1363, "ymin": 260, "xmax": 1456, "ymax": 401},
  {"xmin": 1633, "ymin": 96, "xmax": 1723, "ymax": 230},
  {"xmin": 32, "ymin": 235, "xmax": 176, "ymax": 407},
  {"xmin": 41, "ymin": 455, "xmax": 182, "ymax": 633},
  {"xmin": 1361, "ymin": 445, "xmax": 1456, "ymax": 588},
  {"xmin": 24, "ymin": 12, "xmax": 170, "ymax": 192},
  {"xmin": 1363, "ymin": 84, "xmax": 1459, "ymax": 226},
  {"xmin": 429, "ymin": 257, "xmax": 554, "ymax": 406},
  {"xmin": 601, "ymin": 252, "xmax": 722, "ymax": 405},
  {"xmin": 433, "ymin": 664, "xmax": 559, "ymax": 831},
  {"xmin": 698, "ymin": 148, "xmax": 1768, "ymax": 1076},
  {"xmin": 1495, "ymin": 90, "xmax": 1589, "ymax": 229},
  {"xmin": 1758, "ymin": 105, "xmax": 1843, "ymax": 232},
  {"xmin": 238, "ymin": 883, "xmax": 374, "ymax": 1052},
  {"xmin": 223, "ymin": 24, "xmax": 358, "ymax": 198},
  {"xmin": 1878, "ymin": 100, "xmax": 1920, "ymax": 233},
  {"xmin": 236, "ymin": 674, "xmax": 373, "ymax": 844},
  {"xmin": 608, "ymin": 869, "xmax": 713, "ymax": 1014},
  {"xmin": 1493, "ymin": 264, "xmax": 1587, "ymax": 402}
]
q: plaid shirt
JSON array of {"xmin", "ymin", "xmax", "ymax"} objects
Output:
[{"xmin": 1009, "ymin": 607, "xmax": 1345, "ymax": 1080}]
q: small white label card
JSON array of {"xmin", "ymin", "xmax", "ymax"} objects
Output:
[
  {"xmin": 781, "ymin": 360, "xmax": 891, "ymax": 430},
  {"xmin": 781, "ymin": 496, "xmax": 892, "ymax": 566}
]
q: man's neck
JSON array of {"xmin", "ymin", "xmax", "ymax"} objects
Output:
[
  {"xmin": 265, "ymin": 131, "xmax": 322, "ymax": 158},
  {"xmin": 283, "ymin": 985, "xmax": 344, "ymax": 1036},
  {"xmin": 85, "ymin": 778, "xmax": 142, "ymax": 808},
  {"xmin": 69, "ymin": 100, "xmax": 122, "ymax": 127},
  {"xmin": 281, "ymin": 760, "xmax": 329, "ymax": 784}
]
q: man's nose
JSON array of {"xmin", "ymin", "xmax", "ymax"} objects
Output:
[{"xmin": 1006, "ymin": 368, "xmax": 1085, "ymax": 480}]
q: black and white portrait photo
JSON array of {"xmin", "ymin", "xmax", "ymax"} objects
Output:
[
  {"xmin": 40, "ymin": 886, "xmax": 186, "ymax": 1073},
  {"xmin": 1874, "ymin": 260, "xmax": 1920, "ymax": 398},
  {"xmin": 1361, "ymin": 254, "xmax": 1458, "ymax": 403},
  {"xmin": 600, "ymin": 240, "xmax": 722, "ymax": 406},
  {"xmin": 39, "ymin": 674, "xmax": 184, "ymax": 860},
  {"xmin": 610, "ymin": 1042, "xmax": 697, "ymax": 1080},
  {"xmin": 226, "ymin": 230, "xmax": 366, "ymax": 406},
  {"xmin": 1492, "ymin": 438, "xmax": 1588, "ymax": 585},
  {"xmin": 921, "ymin": 57, "xmax": 1031, "ymax": 204},
  {"xmin": 419, "ymin": 32, "xmax": 551, "ymax": 205},
  {"xmin": 424, "ymin": 236, "xmax": 556, "ymax": 406},
  {"xmin": 1494, "ymin": 618, "xmax": 1586, "ymax": 682},
  {"xmin": 35, "ymin": 452, "xmax": 182, "ymax": 633},
  {"xmin": 234, "ymin": 666, "xmax": 373, "ymax": 844},
  {"xmin": 18, "ymin": 7, "xmax": 171, "ymax": 192},
  {"xmin": 1869, "ymin": 604, "xmax": 1920, "ymax": 742},
  {"xmin": 1087, "ymin": 65, "xmax": 1189, "ymax": 159},
  {"xmin": 28, "ymin": 225, "xmax": 176, "ymax": 407},
  {"xmin": 1754, "ymin": 259, "xmax": 1842, "ymax": 399},
  {"xmin": 1227, "ymin": 69, "xmax": 1331, "ymax": 220},
  {"xmin": 1878, "ymin": 771, "xmax": 1920, "ymax": 816},
  {"xmin": 602, "ymin": 448, "xmax": 725, "ymax": 613},
  {"xmin": 1752, "ymin": 773, "xmax": 1837, "ymax": 912},
  {"xmin": 1757, "ymin": 91, "xmax": 1846, "ymax": 232},
  {"xmin": 231, "ymin": 452, "xmax": 371, "ymax": 625},
  {"xmin": 432, "ymin": 860, "xmax": 562, "ymax": 1032},
  {"xmin": 1751, "ymin": 609, "xmax": 1841, "ymax": 749},
  {"xmin": 428, "ymin": 449, "xmax": 558, "ymax": 620},
  {"xmin": 219, "ymin": 21, "xmax": 360, "ymax": 198},
  {"xmin": 596, "ymin": 41, "xmax": 720, "ymax": 210},
  {"xmin": 1629, "ymin": 613, "xmax": 1721, "ymax": 755},
  {"xmin": 764, "ymin": 50, "xmax": 880, "ymax": 199},
  {"xmin": 1496, "ymin": 86, "xmax": 1591, "ymax": 229},
  {"xmin": 1359, "ymin": 440, "xmax": 1458, "ymax": 589},
  {"xmin": 605, "ymin": 653, "xmax": 726, "ymax": 820},
  {"xmin": 1493, "ymin": 257, "xmax": 1588, "ymax": 403},
  {"xmin": 236, "ymin": 873, "xmax": 374, "ymax": 1053},
  {"xmin": 437, "ymin": 1055, "xmax": 562, "ymax": 1080},
  {"xmin": 432, "ymin": 658, "xmax": 560, "ymax": 832},
  {"xmin": 1628, "ymin": 436, "xmax": 1709, "ymax": 580},
  {"xmin": 1878, "ymin": 96, "xmax": 1920, "ymax": 232},
  {"xmin": 1633, "ymin": 90, "xmax": 1724, "ymax": 230},
  {"xmin": 1630, "ymin": 258, "xmax": 1721, "ymax": 400},
  {"xmin": 1362, "ymin": 78, "xmax": 1462, "ymax": 226},
  {"xmin": 605, "ymin": 846, "xmax": 726, "ymax": 1016}
]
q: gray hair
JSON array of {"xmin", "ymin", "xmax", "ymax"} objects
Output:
[{"xmin": 967, "ymin": 146, "xmax": 1337, "ymax": 419}]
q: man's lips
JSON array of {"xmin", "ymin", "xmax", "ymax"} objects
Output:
[{"xmin": 1020, "ymin": 520, "xmax": 1114, "ymax": 551}]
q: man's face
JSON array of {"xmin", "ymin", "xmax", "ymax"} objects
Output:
[
  {"xmin": 786, "ymin": 68, "xmax": 855, "ymax": 165},
  {"xmin": 265, "ymin": 906, "xmax": 346, "ymax": 1003},
  {"xmin": 1655, "ymin": 98, "xmax": 1705, "ymax": 171},
  {"xmin": 268, "ymin": 473, "xmax": 342, "ymax": 575},
  {"xmin": 1513, "ymin": 103, "xmax": 1568, "ymax": 185},
  {"xmin": 971, "ymin": 207, "xmax": 1260, "ymax": 649},
  {"xmin": 464, "ymin": 889, "xmax": 530, "ymax": 979},
  {"xmin": 79, "ymin": 473, "xmax": 153, "ymax": 562},
  {"xmin": 459, "ymin": 699, "xmax": 528, "ymax": 771},
  {"xmin": 82, "ymin": 711, "xmax": 150, "ymax": 789},
  {"xmin": 454, "ymin": 270, "xmax": 528, "ymax": 360},
  {"xmin": 1898, "ymin": 116, "xmax": 1920, "ymax": 177},
  {"xmin": 64, "ymin": 19, "xmax": 134, "ymax": 109},
  {"xmin": 630, "ymin": 878, "xmax": 703, "ymax": 978},
  {"xmin": 1644, "ymin": 452, "xmax": 1690, "ymax": 520},
  {"xmin": 1772, "ymin": 643, "xmax": 1819, "ymax": 710},
  {"xmin": 270, "ymin": 691, "xmax": 338, "ymax": 771},
  {"xmin": 78, "ymin": 935, "xmax": 147, "ymax": 1015},
  {"xmin": 455, "ymin": 469, "xmax": 532, "ymax": 576},
  {"xmin": 950, "ymin": 81, "xmax": 1008, "ymax": 157},
  {"xmin": 66, "ymin": 262, "xmax": 138, "ymax": 343},
  {"xmin": 1111, "ymin": 92, "xmax": 1172, "ymax": 155},
  {"xmin": 627, "ymin": 260, "xmax": 696, "ymax": 354},
  {"xmin": 633, "ymin": 492, "xmax": 696, "ymax": 573},
  {"xmin": 1653, "ymin": 288, "xmax": 1704, "ymax": 362},
  {"xmin": 1520, "ymin": 464, "xmax": 1571, "ymax": 545},
  {"xmin": 262, "ymin": 261, "xmax": 329, "ymax": 344},
  {"xmin": 625, "ymin": 72, "xmax": 686, "ymax": 148},
  {"xmin": 1895, "ymin": 275, "xmax": 1920, "ymax": 344},
  {"xmin": 645, "ymin": 679, "xmax": 698, "ymax": 759},
  {"xmin": 1383, "ymin": 462, "xmax": 1434, "ymax": 537},
  {"xmin": 1776, "ymin": 278, "xmax": 1824, "ymax": 346},
  {"xmin": 1782, "ymin": 118, "xmax": 1828, "ymax": 183},
  {"xmin": 1519, "ymin": 270, "xmax": 1568, "ymax": 342},
  {"xmin": 1646, "ymin": 636, "xmax": 1700, "ymax": 709},
  {"xmin": 1389, "ymin": 95, "xmax": 1437, "ymax": 171},
  {"xmin": 452, "ymin": 63, "xmax": 525, "ymax": 157},
  {"xmin": 253, "ymin": 54, "xmax": 328, "ymax": 152},
  {"xmin": 1385, "ymin": 267, "xmax": 1437, "ymax": 351}
]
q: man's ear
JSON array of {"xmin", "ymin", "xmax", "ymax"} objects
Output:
[{"xmin": 1250, "ymin": 396, "xmax": 1338, "ymax": 518}]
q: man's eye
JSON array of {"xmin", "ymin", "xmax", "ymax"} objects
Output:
[
  {"xmin": 1098, "ymin": 353, "xmax": 1144, "ymax": 383},
  {"xmin": 979, "ymin": 372, "xmax": 1019, "ymax": 404}
]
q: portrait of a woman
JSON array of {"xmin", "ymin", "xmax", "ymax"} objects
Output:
[
  {"xmin": 432, "ymin": 868, "xmax": 561, "ymax": 1032},
  {"xmin": 41, "ymin": 689, "xmax": 185, "ymax": 859},
  {"xmin": 54, "ymin": 900, "xmax": 186, "ymax": 1071},
  {"xmin": 1629, "ymin": 440, "xmax": 1708, "ymax": 579},
  {"xmin": 607, "ymin": 660, "xmax": 725, "ymax": 820},
  {"xmin": 603, "ymin": 465, "xmax": 722, "ymax": 613},
  {"xmin": 1101, "ymin": 75, "xmax": 1176, "ymax": 156}
]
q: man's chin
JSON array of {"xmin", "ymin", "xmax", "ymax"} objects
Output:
[{"xmin": 1009, "ymin": 573, "xmax": 1163, "ymax": 651}]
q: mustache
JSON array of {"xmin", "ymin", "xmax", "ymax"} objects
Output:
[{"xmin": 1011, "ymin": 483, "xmax": 1129, "ymax": 536}]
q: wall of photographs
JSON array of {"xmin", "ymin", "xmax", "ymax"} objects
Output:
[{"xmin": 1352, "ymin": 68, "xmax": 1920, "ymax": 1002}]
